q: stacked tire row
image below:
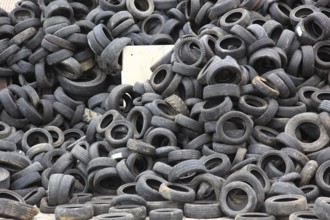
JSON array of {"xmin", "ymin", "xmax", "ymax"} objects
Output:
[{"xmin": 1, "ymin": 0, "xmax": 330, "ymax": 220}]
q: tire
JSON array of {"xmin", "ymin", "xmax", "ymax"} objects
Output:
[
  {"xmin": 216, "ymin": 111, "xmax": 254, "ymax": 145},
  {"xmin": 95, "ymin": 109, "xmax": 124, "ymax": 136},
  {"xmin": 241, "ymin": 164, "xmax": 271, "ymax": 193},
  {"xmin": 21, "ymin": 128, "xmax": 53, "ymax": 152},
  {"xmin": 265, "ymin": 195, "xmax": 308, "ymax": 217},
  {"xmin": 268, "ymin": 182, "xmax": 304, "ymax": 196},
  {"xmin": 23, "ymin": 187, "xmax": 46, "ymax": 206},
  {"xmin": 73, "ymin": 193, "xmax": 93, "ymax": 204},
  {"xmin": 220, "ymin": 181, "xmax": 257, "ymax": 217},
  {"xmin": 110, "ymin": 194, "xmax": 146, "ymax": 207},
  {"xmin": 95, "ymin": 213, "xmax": 134, "ymax": 220},
  {"xmin": 86, "ymin": 200, "xmax": 112, "ymax": 216},
  {"xmin": 199, "ymin": 153, "xmax": 231, "ymax": 177},
  {"xmin": 299, "ymin": 160, "xmax": 318, "ymax": 186},
  {"xmin": 126, "ymin": 153, "xmax": 153, "ymax": 177},
  {"xmin": 168, "ymin": 159, "xmax": 207, "ymax": 183},
  {"xmin": 93, "ymin": 167, "xmax": 123, "ymax": 195},
  {"xmin": 64, "ymin": 168, "xmax": 89, "ymax": 193},
  {"xmin": 189, "ymin": 173, "xmax": 222, "ymax": 201},
  {"xmin": 252, "ymin": 125, "xmax": 278, "ymax": 146},
  {"xmin": 127, "ymin": 106, "xmax": 152, "ymax": 139},
  {"xmin": 109, "ymin": 205, "xmax": 146, "ymax": 220},
  {"xmin": 0, "ymin": 189, "xmax": 25, "ymax": 203},
  {"xmin": 48, "ymin": 174, "xmax": 74, "ymax": 206},
  {"xmin": 219, "ymin": 8, "xmax": 250, "ymax": 32},
  {"xmin": 184, "ymin": 201, "xmax": 221, "ymax": 219},
  {"xmin": 153, "ymin": 0, "xmax": 177, "ymax": 10},
  {"xmin": 71, "ymin": 144, "xmax": 90, "ymax": 165},
  {"xmin": 257, "ymin": 150, "xmax": 295, "ymax": 179},
  {"xmin": 55, "ymin": 203, "xmax": 94, "ymax": 220},
  {"xmin": 145, "ymin": 127, "xmax": 177, "ymax": 147},
  {"xmin": 0, "ymin": 152, "xmax": 31, "ymax": 173},
  {"xmin": 152, "ymin": 162, "xmax": 172, "ymax": 180},
  {"xmin": 285, "ymin": 112, "xmax": 329, "ymax": 152},
  {"xmin": 168, "ymin": 149, "xmax": 201, "ymax": 164},
  {"xmin": 315, "ymin": 160, "xmax": 330, "ymax": 195},
  {"xmin": 174, "ymin": 35, "xmax": 206, "ymax": 67},
  {"xmin": 10, "ymin": 171, "xmax": 41, "ymax": 190},
  {"xmin": 300, "ymin": 185, "xmax": 320, "ymax": 202},
  {"xmin": 0, "ymin": 167, "xmax": 10, "ymax": 189},
  {"xmin": 0, "ymin": 199, "xmax": 38, "ymax": 220},
  {"xmin": 104, "ymin": 119, "xmax": 134, "ymax": 148},
  {"xmin": 126, "ymin": 0, "xmax": 154, "ymax": 20},
  {"xmin": 159, "ymin": 182, "xmax": 195, "ymax": 203},
  {"xmin": 150, "ymin": 64, "xmax": 174, "ymax": 93},
  {"xmin": 235, "ymin": 213, "xmax": 275, "ymax": 220},
  {"xmin": 136, "ymin": 174, "xmax": 167, "ymax": 201},
  {"xmin": 89, "ymin": 141, "xmax": 113, "ymax": 160},
  {"xmin": 127, "ymin": 139, "xmax": 156, "ymax": 156},
  {"xmin": 314, "ymin": 197, "xmax": 330, "ymax": 220},
  {"xmin": 41, "ymin": 149, "xmax": 66, "ymax": 168},
  {"xmin": 280, "ymin": 148, "xmax": 309, "ymax": 167},
  {"xmin": 289, "ymin": 211, "xmax": 319, "ymax": 220},
  {"xmin": 224, "ymin": 171, "xmax": 265, "ymax": 211},
  {"xmin": 151, "ymin": 209, "xmax": 183, "ymax": 220}
]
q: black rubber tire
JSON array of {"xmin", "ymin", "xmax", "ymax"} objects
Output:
[
  {"xmin": 146, "ymin": 200, "xmax": 183, "ymax": 213},
  {"xmin": 0, "ymin": 152, "xmax": 31, "ymax": 173},
  {"xmin": 110, "ymin": 194, "xmax": 146, "ymax": 207},
  {"xmin": 216, "ymin": 111, "xmax": 254, "ymax": 145},
  {"xmin": 21, "ymin": 128, "xmax": 53, "ymax": 152},
  {"xmin": 23, "ymin": 187, "xmax": 46, "ymax": 206},
  {"xmin": 159, "ymin": 182, "xmax": 195, "ymax": 203},
  {"xmin": 95, "ymin": 213, "xmax": 134, "ymax": 220},
  {"xmin": 109, "ymin": 205, "xmax": 146, "ymax": 220},
  {"xmin": 257, "ymin": 150, "xmax": 295, "ymax": 179},
  {"xmin": 87, "ymin": 157, "xmax": 117, "ymax": 174},
  {"xmin": 285, "ymin": 112, "xmax": 329, "ymax": 152},
  {"xmin": 55, "ymin": 203, "xmax": 94, "ymax": 220},
  {"xmin": 104, "ymin": 119, "xmax": 134, "ymax": 148},
  {"xmin": 127, "ymin": 139, "xmax": 156, "ymax": 156},
  {"xmin": 126, "ymin": 0, "xmax": 154, "ymax": 20},
  {"xmin": 289, "ymin": 211, "xmax": 319, "ymax": 220},
  {"xmin": 220, "ymin": 181, "xmax": 257, "ymax": 217},
  {"xmin": 184, "ymin": 201, "xmax": 221, "ymax": 219},
  {"xmin": 0, "ymin": 167, "xmax": 10, "ymax": 189},
  {"xmin": 116, "ymin": 158, "xmax": 136, "ymax": 183},
  {"xmin": 314, "ymin": 197, "xmax": 330, "ymax": 220},
  {"xmin": 135, "ymin": 174, "xmax": 167, "ymax": 201},
  {"xmin": 149, "ymin": 208, "xmax": 183, "ymax": 220},
  {"xmin": 265, "ymin": 195, "xmax": 308, "ymax": 217},
  {"xmin": 73, "ymin": 193, "xmax": 93, "ymax": 204},
  {"xmin": 93, "ymin": 167, "xmax": 123, "ymax": 195},
  {"xmin": 299, "ymin": 160, "xmax": 318, "ymax": 186},
  {"xmin": 168, "ymin": 159, "xmax": 207, "ymax": 183},
  {"xmin": 224, "ymin": 171, "xmax": 265, "ymax": 211},
  {"xmin": 127, "ymin": 106, "xmax": 152, "ymax": 139},
  {"xmin": 199, "ymin": 154, "xmax": 231, "ymax": 177},
  {"xmin": 315, "ymin": 160, "xmax": 330, "ymax": 195},
  {"xmin": 10, "ymin": 171, "xmax": 41, "ymax": 190},
  {"xmin": 219, "ymin": 8, "xmax": 250, "ymax": 32},
  {"xmin": 236, "ymin": 213, "xmax": 276, "ymax": 220},
  {"xmin": 241, "ymin": 164, "xmax": 271, "ymax": 193},
  {"xmin": 0, "ymin": 198, "xmax": 39, "ymax": 220},
  {"xmin": 86, "ymin": 200, "xmax": 112, "ymax": 216},
  {"xmin": 48, "ymin": 174, "xmax": 75, "ymax": 206},
  {"xmin": 268, "ymin": 182, "xmax": 304, "ymax": 197}
]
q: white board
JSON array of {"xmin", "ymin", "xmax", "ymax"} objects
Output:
[{"xmin": 122, "ymin": 45, "xmax": 174, "ymax": 85}]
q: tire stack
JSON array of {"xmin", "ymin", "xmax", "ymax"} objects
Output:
[{"xmin": 0, "ymin": 0, "xmax": 330, "ymax": 220}]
